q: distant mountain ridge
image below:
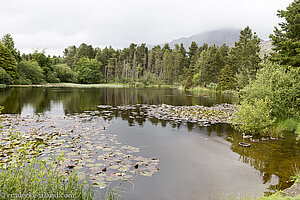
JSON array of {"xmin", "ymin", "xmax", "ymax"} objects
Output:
[
  {"xmin": 148, "ymin": 28, "xmax": 242, "ymax": 49},
  {"xmin": 147, "ymin": 28, "xmax": 273, "ymax": 57}
]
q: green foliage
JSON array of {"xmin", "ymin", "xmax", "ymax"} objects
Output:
[
  {"xmin": 53, "ymin": 64, "xmax": 77, "ymax": 83},
  {"xmin": 269, "ymin": 118, "xmax": 300, "ymax": 137},
  {"xmin": 259, "ymin": 194, "xmax": 300, "ymax": 200},
  {"xmin": 63, "ymin": 45, "xmax": 77, "ymax": 68},
  {"xmin": 0, "ymin": 67, "xmax": 13, "ymax": 85},
  {"xmin": 74, "ymin": 43, "xmax": 96, "ymax": 63},
  {"xmin": 206, "ymin": 82, "xmax": 217, "ymax": 91},
  {"xmin": 192, "ymin": 72, "xmax": 202, "ymax": 86},
  {"xmin": 230, "ymin": 26, "xmax": 261, "ymax": 89},
  {"xmin": 13, "ymin": 75, "xmax": 32, "ymax": 85},
  {"xmin": 17, "ymin": 61, "xmax": 44, "ymax": 84},
  {"xmin": 240, "ymin": 62, "xmax": 300, "ymax": 119},
  {"xmin": 46, "ymin": 71, "xmax": 60, "ymax": 83},
  {"xmin": 188, "ymin": 41, "xmax": 200, "ymax": 73},
  {"xmin": 179, "ymin": 43, "xmax": 189, "ymax": 74},
  {"xmin": 270, "ymin": 0, "xmax": 300, "ymax": 67},
  {"xmin": 102, "ymin": 186, "xmax": 123, "ymax": 200},
  {"xmin": 196, "ymin": 44, "xmax": 230, "ymax": 86},
  {"xmin": 75, "ymin": 57, "xmax": 103, "ymax": 84},
  {"xmin": 296, "ymin": 123, "xmax": 300, "ymax": 135},
  {"xmin": 32, "ymin": 50, "xmax": 52, "ymax": 78},
  {"xmin": 0, "ymin": 156, "xmax": 93, "ymax": 199},
  {"xmin": 0, "ymin": 42, "xmax": 18, "ymax": 80},
  {"xmin": 280, "ymin": 118, "xmax": 300, "ymax": 132},
  {"xmin": 232, "ymin": 97, "xmax": 275, "ymax": 134},
  {"xmin": 183, "ymin": 72, "xmax": 193, "ymax": 90},
  {"xmin": 162, "ymin": 49, "xmax": 181, "ymax": 84},
  {"xmin": 1, "ymin": 34, "xmax": 22, "ymax": 62},
  {"xmin": 217, "ymin": 65, "xmax": 235, "ymax": 91}
]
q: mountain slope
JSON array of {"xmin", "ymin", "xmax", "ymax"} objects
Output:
[{"xmin": 163, "ymin": 28, "xmax": 241, "ymax": 49}]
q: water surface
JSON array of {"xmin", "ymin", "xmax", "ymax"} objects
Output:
[{"xmin": 0, "ymin": 87, "xmax": 298, "ymax": 199}]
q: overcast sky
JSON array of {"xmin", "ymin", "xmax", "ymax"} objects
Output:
[{"xmin": 0, "ymin": 0, "xmax": 294, "ymax": 56}]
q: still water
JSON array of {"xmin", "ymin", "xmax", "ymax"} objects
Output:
[{"xmin": 0, "ymin": 87, "xmax": 299, "ymax": 200}]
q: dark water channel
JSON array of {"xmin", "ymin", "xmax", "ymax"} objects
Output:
[{"xmin": 0, "ymin": 87, "xmax": 299, "ymax": 200}]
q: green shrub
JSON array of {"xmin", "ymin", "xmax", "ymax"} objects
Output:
[
  {"xmin": 240, "ymin": 62, "xmax": 300, "ymax": 119},
  {"xmin": 279, "ymin": 118, "xmax": 299, "ymax": 132},
  {"xmin": 17, "ymin": 61, "xmax": 45, "ymax": 84},
  {"xmin": 206, "ymin": 82, "xmax": 217, "ymax": 91},
  {"xmin": 46, "ymin": 71, "xmax": 60, "ymax": 83},
  {"xmin": 183, "ymin": 74, "xmax": 193, "ymax": 90},
  {"xmin": 192, "ymin": 72, "xmax": 202, "ymax": 86},
  {"xmin": 75, "ymin": 58, "xmax": 103, "ymax": 84},
  {"xmin": 0, "ymin": 67, "xmax": 13, "ymax": 85},
  {"xmin": 296, "ymin": 123, "xmax": 300, "ymax": 135},
  {"xmin": 13, "ymin": 75, "xmax": 32, "ymax": 85},
  {"xmin": 232, "ymin": 97, "xmax": 275, "ymax": 134},
  {"xmin": 53, "ymin": 64, "xmax": 77, "ymax": 83}
]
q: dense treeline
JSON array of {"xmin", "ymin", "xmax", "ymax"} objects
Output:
[
  {"xmin": 0, "ymin": 0, "xmax": 298, "ymax": 135},
  {"xmin": 0, "ymin": 26, "xmax": 262, "ymax": 91}
]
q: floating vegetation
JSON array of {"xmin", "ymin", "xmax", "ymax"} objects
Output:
[
  {"xmin": 0, "ymin": 113, "xmax": 159, "ymax": 190},
  {"xmin": 97, "ymin": 103, "xmax": 236, "ymax": 126}
]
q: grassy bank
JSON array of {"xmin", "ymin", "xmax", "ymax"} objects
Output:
[
  {"xmin": 8, "ymin": 83, "xmax": 130, "ymax": 88},
  {"xmin": 268, "ymin": 118, "xmax": 300, "ymax": 137},
  {"xmin": 7, "ymin": 82, "xmax": 186, "ymax": 89},
  {"xmin": 8, "ymin": 82, "xmax": 179, "ymax": 88},
  {"xmin": 185, "ymin": 86, "xmax": 237, "ymax": 95},
  {"xmin": 0, "ymin": 84, "xmax": 6, "ymax": 88},
  {"xmin": 7, "ymin": 82, "xmax": 234, "ymax": 93}
]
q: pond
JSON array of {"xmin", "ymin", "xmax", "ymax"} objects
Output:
[{"xmin": 0, "ymin": 87, "xmax": 299, "ymax": 200}]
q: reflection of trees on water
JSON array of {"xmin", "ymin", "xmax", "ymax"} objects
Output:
[
  {"xmin": 0, "ymin": 87, "xmax": 235, "ymax": 114},
  {"xmin": 230, "ymin": 133, "xmax": 300, "ymax": 191},
  {"xmin": 1, "ymin": 87, "xmax": 298, "ymax": 193},
  {"xmin": 99, "ymin": 104, "xmax": 300, "ymax": 192},
  {"xmin": 100, "ymin": 105, "xmax": 233, "ymax": 137}
]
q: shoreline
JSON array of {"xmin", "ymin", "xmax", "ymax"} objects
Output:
[
  {"xmin": 6, "ymin": 83, "xmax": 176, "ymax": 88},
  {"xmin": 4, "ymin": 83, "xmax": 236, "ymax": 94}
]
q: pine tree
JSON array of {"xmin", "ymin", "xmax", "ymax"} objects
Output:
[
  {"xmin": 1, "ymin": 34, "xmax": 22, "ymax": 63},
  {"xmin": 188, "ymin": 41, "xmax": 199, "ymax": 74},
  {"xmin": 162, "ymin": 49, "xmax": 174, "ymax": 84},
  {"xmin": 179, "ymin": 43, "xmax": 189, "ymax": 74},
  {"xmin": 230, "ymin": 26, "xmax": 261, "ymax": 89},
  {"xmin": 217, "ymin": 65, "xmax": 235, "ymax": 91},
  {"xmin": 270, "ymin": 0, "xmax": 300, "ymax": 67},
  {"xmin": 0, "ymin": 42, "xmax": 18, "ymax": 80}
]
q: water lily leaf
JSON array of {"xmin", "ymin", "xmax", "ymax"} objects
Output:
[
  {"xmin": 95, "ymin": 163, "xmax": 104, "ymax": 167},
  {"xmin": 109, "ymin": 165, "xmax": 120, "ymax": 170},
  {"xmin": 140, "ymin": 171, "xmax": 153, "ymax": 177},
  {"xmin": 92, "ymin": 180, "xmax": 107, "ymax": 189}
]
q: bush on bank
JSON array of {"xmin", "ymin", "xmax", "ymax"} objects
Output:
[{"xmin": 233, "ymin": 62, "xmax": 300, "ymax": 135}]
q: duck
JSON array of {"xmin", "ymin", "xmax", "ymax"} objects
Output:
[{"xmin": 242, "ymin": 133, "xmax": 253, "ymax": 139}]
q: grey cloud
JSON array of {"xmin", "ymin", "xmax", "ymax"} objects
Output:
[{"xmin": 0, "ymin": 0, "xmax": 294, "ymax": 56}]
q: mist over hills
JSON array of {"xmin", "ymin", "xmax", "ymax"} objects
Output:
[
  {"xmin": 148, "ymin": 28, "xmax": 242, "ymax": 49},
  {"xmin": 146, "ymin": 28, "xmax": 273, "ymax": 55}
]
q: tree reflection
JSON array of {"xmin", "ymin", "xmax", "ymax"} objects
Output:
[{"xmin": 230, "ymin": 132, "xmax": 300, "ymax": 191}]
